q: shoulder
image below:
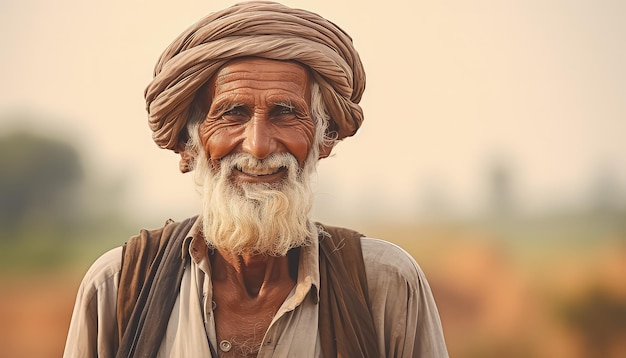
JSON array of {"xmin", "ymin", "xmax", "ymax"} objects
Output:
[
  {"xmin": 76, "ymin": 246, "xmax": 123, "ymax": 300},
  {"xmin": 361, "ymin": 237, "xmax": 431, "ymax": 299},
  {"xmin": 65, "ymin": 247, "xmax": 123, "ymax": 357},
  {"xmin": 85, "ymin": 246, "xmax": 123, "ymax": 283},
  {"xmin": 360, "ymin": 237, "xmax": 426, "ymax": 290},
  {"xmin": 359, "ymin": 238, "xmax": 449, "ymax": 356}
]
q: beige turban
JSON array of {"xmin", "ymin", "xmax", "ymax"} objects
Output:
[{"xmin": 144, "ymin": 0, "xmax": 366, "ymax": 151}]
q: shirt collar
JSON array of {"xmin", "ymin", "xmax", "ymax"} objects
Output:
[
  {"xmin": 182, "ymin": 216, "xmax": 206, "ymax": 263},
  {"xmin": 182, "ymin": 216, "xmax": 321, "ymax": 303},
  {"xmin": 296, "ymin": 230, "xmax": 321, "ymax": 304}
]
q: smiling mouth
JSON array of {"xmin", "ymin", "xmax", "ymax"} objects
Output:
[{"xmin": 235, "ymin": 165, "xmax": 287, "ymax": 177}]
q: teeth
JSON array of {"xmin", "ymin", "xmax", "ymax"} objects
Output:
[{"xmin": 236, "ymin": 165, "xmax": 281, "ymax": 176}]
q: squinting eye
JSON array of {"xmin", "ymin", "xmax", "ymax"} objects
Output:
[
  {"xmin": 221, "ymin": 107, "xmax": 247, "ymax": 120},
  {"xmin": 278, "ymin": 106, "xmax": 294, "ymax": 115},
  {"xmin": 224, "ymin": 108, "xmax": 242, "ymax": 116}
]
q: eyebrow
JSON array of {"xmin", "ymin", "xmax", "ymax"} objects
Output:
[
  {"xmin": 207, "ymin": 99, "xmax": 245, "ymax": 117},
  {"xmin": 269, "ymin": 95, "xmax": 308, "ymax": 109},
  {"xmin": 273, "ymin": 100, "xmax": 295, "ymax": 109}
]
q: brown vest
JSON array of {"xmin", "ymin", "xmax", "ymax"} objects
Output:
[{"xmin": 115, "ymin": 217, "xmax": 379, "ymax": 357}]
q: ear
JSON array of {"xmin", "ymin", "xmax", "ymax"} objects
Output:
[
  {"xmin": 318, "ymin": 142, "xmax": 336, "ymax": 159},
  {"xmin": 174, "ymin": 137, "xmax": 194, "ymax": 173},
  {"xmin": 178, "ymin": 149, "xmax": 194, "ymax": 173}
]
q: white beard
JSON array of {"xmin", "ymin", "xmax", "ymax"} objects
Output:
[{"xmin": 193, "ymin": 150, "xmax": 319, "ymax": 256}]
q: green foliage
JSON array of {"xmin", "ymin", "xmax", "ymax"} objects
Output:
[
  {"xmin": 0, "ymin": 130, "xmax": 83, "ymax": 237},
  {"xmin": 0, "ymin": 124, "xmax": 136, "ymax": 272}
]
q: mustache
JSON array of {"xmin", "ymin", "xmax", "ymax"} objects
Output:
[{"xmin": 219, "ymin": 152, "xmax": 300, "ymax": 177}]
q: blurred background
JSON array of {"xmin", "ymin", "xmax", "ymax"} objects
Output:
[{"xmin": 1, "ymin": 0, "xmax": 625, "ymax": 356}]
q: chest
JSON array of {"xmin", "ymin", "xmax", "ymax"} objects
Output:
[
  {"xmin": 212, "ymin": 300, "xmax": 274, "ymax": 357},
  {"xmin": 210, "ymin": 281, "xmax": 295, "ymax": 357}
]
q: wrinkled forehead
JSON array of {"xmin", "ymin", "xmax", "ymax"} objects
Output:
[
  {"xmin": 207, "ymin": 57, "xmax": 312, "ymax": 103},
  {"xmin": 214, "ymin": 57, "xmax": 309, "ymax": 83}
]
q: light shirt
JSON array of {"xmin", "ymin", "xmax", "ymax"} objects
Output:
[{"xmin": 63, "ymin": 218, "xmax": 448, "ymax": 357}]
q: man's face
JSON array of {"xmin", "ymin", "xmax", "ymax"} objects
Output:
[
  {"xmin": 198, "ymin": 57, "xmax": 315, "ymax": 188},
  {"xmin": 191, "ymin": 57, "xmax": 320, "ymax": 255}
]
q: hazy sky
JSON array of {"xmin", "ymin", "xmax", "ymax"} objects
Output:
[{"xmin": 2, "ymin": 0, "xmax": 625, "ymax": 225}]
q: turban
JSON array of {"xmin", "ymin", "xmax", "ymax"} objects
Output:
[{"xmin": 144, "ymin": 0, "xmax": 366, "ymax": 152}]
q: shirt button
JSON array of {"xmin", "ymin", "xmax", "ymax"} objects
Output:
[{"xmin": 219, "ymin": 340, "xmax": 232, "ymax": 352}]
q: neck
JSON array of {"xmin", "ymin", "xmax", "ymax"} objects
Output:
[{"xmin": 212, "ymin": 249, "xmax": 296, "ymax": 297}]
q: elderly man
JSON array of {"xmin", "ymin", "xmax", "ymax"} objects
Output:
[{"xmin": 64, "ymin": 1, "xmax": 448, "ymax": 357}]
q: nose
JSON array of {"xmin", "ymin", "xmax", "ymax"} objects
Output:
[{"xmin": 241, "ymin": 112, "xmax": 277, "ymax": 159}]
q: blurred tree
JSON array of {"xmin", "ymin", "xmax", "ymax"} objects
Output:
[
  {"xmin": 590, "ymin": 164, "xmax": 621, "ymax": 214},
  {"xmin": 487, "ymin": 160, "xmax": 515, "ymax": 217},
  {"xmin": 0, "ymin": 130, "xmax": 83, "ymax": 239},
  {"xmin": 560, "ymin": 286, "xmax": 626, "ymax": 358}
]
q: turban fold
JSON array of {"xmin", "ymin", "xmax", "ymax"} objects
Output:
[{"xmin": 144, "ymin": 0, "xmax": 366, "ymax": 151}]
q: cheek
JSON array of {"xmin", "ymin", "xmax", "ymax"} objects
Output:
[
  {"xmin": 199, "ymin": 119, "xmax": 317, "ymax": 165},
  {"xmin": 199, "ymin": 122, "xmax": 239, "ymax": 161},
  {"xmin": 282, "ymin": 122, "xmax": 316, "ymax": 164}
]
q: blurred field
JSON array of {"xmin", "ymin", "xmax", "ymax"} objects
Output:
[
  {"xmin": 1, "ymin": 213, "xmax": 625, "ymax": 357},
  {"xmin": 0, "ymin": 273, "xmax": 80, "ymax": 358},
  {"xmin": 364, "ymin": 215, "xmax": 626, "ymax": 358},
  {"xmin": 3, "ymin": 0, "xmax": 626, "ymax": 355}
]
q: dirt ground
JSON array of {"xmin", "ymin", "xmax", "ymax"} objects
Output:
[
  {"xmin": 0, "ymin": 273, "xmax": 80, "ymax": 358},
  {"xmin": 1, "ymin": 235, "xmax": 624, "ymax": 357}
]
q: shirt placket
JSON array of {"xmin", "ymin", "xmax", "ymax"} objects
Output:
[{"xmin": 197, "ymin": 260, "xmax": 219, "ymax": 354}]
